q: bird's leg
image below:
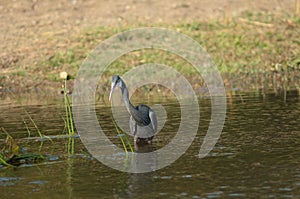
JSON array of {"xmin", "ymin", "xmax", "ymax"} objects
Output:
[
  {"xmin": 134, "ymin": 141, "xmax": 139, "ymax": 151},
  {"xmin": 133, "ymin": 136, "xmax": 139, "ymax": 151},
  {"xmin": 133, "ymin": 122, "xmax": 137, "ymax": 143},
  {"xmin": 147, "ymin": 136, "xmax": 154, "ymax": 144},
  {"xmin": 134, "ymin": 136, "xmax": 138, "ymax": 143}
]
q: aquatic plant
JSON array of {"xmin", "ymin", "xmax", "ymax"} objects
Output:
[
  {"xmin": 0, "ymin": 154, "xmax": 12, "ymax": 167},
  {"xmin": 0, "ymin": 128, "xmax": 15, "ymax": 167},
  {"xmin": 61, "ymin": 74, "xmax": 75, "ymax": 136},
  {"xmin": 61, "ymin": 72, "xmax": 75, "ymax": 155},
  {"xmin": 112, "ymin": 120, "xmax": 134, "ymax": 154},
  {"xmin": 0, "ymin": 127, "xmax": 45, "ymax": 167},
  {"xmin": 24, "ymin": 109, "xmax": 46, "ymax": 139}
]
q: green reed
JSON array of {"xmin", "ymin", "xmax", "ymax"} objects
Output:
[
  {"xmin": 62, "ymin": 77, "xmax": 75, "ymax": 155},
  {"xmin": 112, "ymin": 119, "xmax": 134, "ymax": 154},
  {"xmin": 63, "ymin": 79, "xmax": 75, "ymax": 136},
  {"xmin": 0, "ymin": 154, "xmax": 12, "ymax": 167}
]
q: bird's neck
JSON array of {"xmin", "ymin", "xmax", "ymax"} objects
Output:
[{"xmin": 121, "ymin": 82, "xmax": 135, "ymax": 113}]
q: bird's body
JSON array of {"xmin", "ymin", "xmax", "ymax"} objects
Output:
[{"xmin": 109, "ymin": 75, "xmax": 157, "ymax": 144}]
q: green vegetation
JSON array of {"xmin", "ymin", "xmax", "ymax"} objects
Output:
[
  {"xmin": 0, "ymin": 128, "xmax": 16, "ymax": 167},
  {"xmin": 11, "ymin": 70, "xmax": 26, "ymax": 77},
  {"xmin": 1, "ymin": 11, "xmax": 300, "ymax": 166},
  {"xmin": 0, "ymin": 154, "xmax": 12, "ymax": 167},
  {"xmin": 60, "ymin": 74, "xmax": 76, "ymax": 155},
  {"xmin": 0, "ymin": 77, "xmax": 77, "ymax": 167},
  {"xmin": 112, "ymin": 119, "xmax": 134, "ymax": 154},
  {"xmin": 62, "ymin": 79, "xmax": 75, "ymax": 137},
  {"xmin": 24, "ymin": 109, "xmax": 48, "ymax": 140},
  {"xmin": 35, "ymin": 12, "xmax": 300, "ymax": 93},
  {"xmin": 0, "ymin": 127, "xmax": 45, "ymax": 167},
  {"xmin": 72, "ymin": 13, "xmax": 299, "ymax": 73},
  {"xmin": 2, "ymin": 12, "xmax": 299, "ymax": 93}
]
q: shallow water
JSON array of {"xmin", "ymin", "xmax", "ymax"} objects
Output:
[{"xmin": 0, "ymin": 91, "xmax": 300, "ymax": 198}]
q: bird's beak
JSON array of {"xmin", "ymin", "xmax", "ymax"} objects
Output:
[{"xmin": 109, "ymin": 82, "xmax": 116, "ymax": 101}]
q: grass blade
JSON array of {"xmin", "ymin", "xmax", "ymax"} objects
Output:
[
  {"xmin": 0, "ymin": 154, "xmax": 13, "ymax": 167},
  {"xmin": 112, "ymin": 119, "xmax": 134, "ymax": 154},
  {"xmin": 112, "ymin": 119, "xmax": 128, "ymax": 153},
  {"xmin": 112, "ymin": 121, "xmax": 134, "ymax": 154},
  {"xmin": 123, "ymin": 135, "xmax": 134, "ymax": 153},
  {"xmin": 23, "ymin": 119, "xmax": 31, "ymax": 138}
]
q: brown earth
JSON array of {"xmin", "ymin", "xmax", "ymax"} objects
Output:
[{"xmin": 0, "ymin": 0, "xmax": 297, "ymax": 95}]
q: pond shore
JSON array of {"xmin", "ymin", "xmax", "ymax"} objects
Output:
[{"xmin": 1, "ymin": 0, "xmax": 299, "ymax": 96}]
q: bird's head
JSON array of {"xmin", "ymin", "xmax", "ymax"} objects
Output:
[{"xmin": 109, "ymin": 75, "xmax": 122, "ymax": 101}]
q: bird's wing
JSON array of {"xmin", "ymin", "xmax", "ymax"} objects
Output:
[{"xmin": 149, "ymin": 109, "xmax": 157, "ymax": 132}]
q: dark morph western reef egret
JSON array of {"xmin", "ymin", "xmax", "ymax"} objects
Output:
[{"xmin": 109, "ymin": 75, "xmax": 158, "ymax": 144}]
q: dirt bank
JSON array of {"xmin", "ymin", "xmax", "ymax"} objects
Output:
[{"xmin": 0, "ymin": 0, "xmax": 297, "ymax": 94}]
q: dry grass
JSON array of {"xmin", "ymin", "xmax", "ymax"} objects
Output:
[{"xmin": 0, "ymin": 11, "xmax": 299, "ymax": 97}]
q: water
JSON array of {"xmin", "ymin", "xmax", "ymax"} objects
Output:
[{"xmin": 0, "ymin": 92, "xmax": 299, "ymax": 198}]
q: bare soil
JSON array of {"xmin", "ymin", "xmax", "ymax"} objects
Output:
[{"xmin": 0, "ymin": 0, "xmax": 296, "ymax": 94}]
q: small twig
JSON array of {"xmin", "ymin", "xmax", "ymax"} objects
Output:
[{"xmin": 238, "ymin": 17, "xmax": 274, "ymax": 28}]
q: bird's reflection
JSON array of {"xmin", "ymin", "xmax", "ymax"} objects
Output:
[{"xmin": 113, "ymin": 143, "xmax": 158, "ymax": 199}]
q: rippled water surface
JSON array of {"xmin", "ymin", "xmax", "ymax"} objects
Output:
[{"xmin": 0, "ymin": 92, "xmax": 299, "ymax": 198}]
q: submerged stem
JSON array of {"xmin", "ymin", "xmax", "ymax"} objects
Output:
[
  {"xmin": 112, "ymin": 119, "xmax": 128, "ymax": 153},
  {"xmin": 64, "ymin": 79, "xmax": 75, "ymax": 136},
  {"xmin": 112, "ymin": 120, "xmax": 134, "ymax": 154}
]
